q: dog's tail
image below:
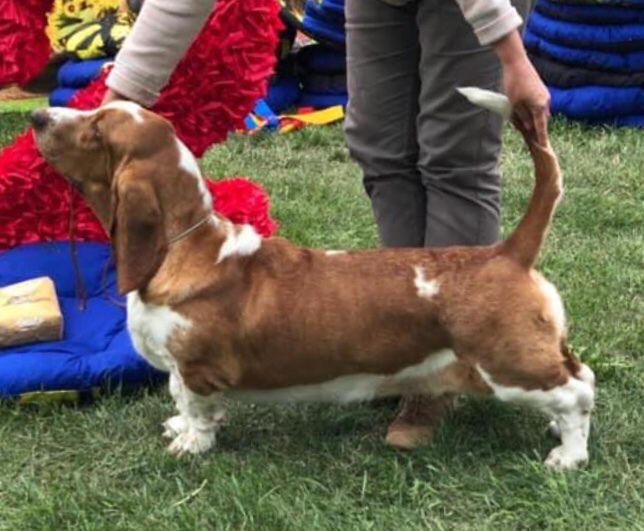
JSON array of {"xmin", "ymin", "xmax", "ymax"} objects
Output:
[{"xmin": 458, "ymin": 87, "xmax": 562, "ymax": 270}]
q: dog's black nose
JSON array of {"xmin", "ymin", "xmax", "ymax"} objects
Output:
[{"xmin": 30, "ymin": 110, "xmax": 50, "ymax": 131}]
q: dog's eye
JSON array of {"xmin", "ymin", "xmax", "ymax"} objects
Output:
[
  {"xmin": 92, "ymin": 122, "xmax": 102, "ymax": 140},
  {"xmin": 79, "ymin": 120, "xmax": 102, "ymax": 148},
  {"xmin": 90, "ymin": 121, "xmax": 102, "ymax": 141}
]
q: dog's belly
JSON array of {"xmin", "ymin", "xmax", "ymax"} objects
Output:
[{"xmin": 226, "ymin": 348, "xmax": 458, "ymax": 404}]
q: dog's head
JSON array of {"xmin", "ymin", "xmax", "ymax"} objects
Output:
[{"xmin": 32, "ymin": 102, "xmax": 191, "ymax": 295}]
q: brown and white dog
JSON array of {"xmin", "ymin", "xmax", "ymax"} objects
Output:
[{"xmin": 31, "ymin": 93, "xmax": 594, "ymax": 470}]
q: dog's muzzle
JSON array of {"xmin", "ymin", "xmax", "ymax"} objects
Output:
[{"xmin": 30, "ymin": 110, "xmax": 51, "ymax": 132}]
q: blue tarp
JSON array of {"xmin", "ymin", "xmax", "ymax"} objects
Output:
[{"xmin": 0, "ymin": 242, "xmax": 164, "ymax": 399}]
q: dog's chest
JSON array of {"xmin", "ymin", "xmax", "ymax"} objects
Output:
[{"xmin": 126, "ymin": 293, "xmax": 191, "ymax": 372}]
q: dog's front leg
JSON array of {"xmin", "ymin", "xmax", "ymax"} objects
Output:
[
  {"xmin": 165, "ymin": 370, "xmax": 226, "ymax": 457},
  {"xmin": 162, "ymin": 371, "xmax": 189, "ymax": 439}
]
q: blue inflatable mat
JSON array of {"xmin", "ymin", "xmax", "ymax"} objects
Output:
[
  {"xmin": 265, "ymin": 75, "xmax": 301, "ymax": 113},
  {"xmin": 535, "ymin": 0, "xmax": 644, "ymax": 24},
  {"xmin": 528, "ymin": 11, "xmax": 644, "ymax": 52},
  {"xmin": 302, "ymin": 16, "xmax": 345, "ymax": 47},
  {"xmin": 305, "ymin": 0, "xmax": 345, "ymax": 24},
  {"xmin": 550, "ymin": 85, "xmax": 644, "ymax": 121},
  {"xmin": 525, "ymin": 27, "xmax": 644, "ymax": 71},
  {"xmin": 303, "ymin": 71, "xmax": 346, "ymax": 94},
  {"xmin": 58, "ymin": 58, "xmax": 112, "ymax": 88},
  {"xmin": 299, "ymin": 91, "xmax": 348, "ymax": 108},
  {"xmin": 297, "ymin": 45, "xmax": 346, "ymax": 74},
  {"xmin": 547, "ymin": 0, "xmax": 644, "ymax": 6},
  {"xmin": 49, "ymin": 87, "xmax": 79, "ymax": 107},
  {"xmin": 531, "ymin": 52, "xmax": 644, "ymax": 87},
  {"xmin": 0, "ymin": 242, "xmax": 164, "ymax": 400}
]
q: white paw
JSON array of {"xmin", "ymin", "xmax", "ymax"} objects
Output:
[
  {"xmin": 162, "ymin": 415, "xmax": 187, "ymax": 439},
  {"xmin": 547, "ymin": 420, "xmax": 562, "ymax": 440},
  {"xmin": 545, "ymin": 445, "xmax": 588, "ymax": 471},
  {"xmin": 167, "ymin": 429, "xmax": 216, "ymax": 457}
]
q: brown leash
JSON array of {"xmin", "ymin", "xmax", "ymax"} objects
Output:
[
  {"xmin": 101, "ymin": 252, "xmax": 127, "ymax": 309},
  {"xmin": 68, "ymin": 185, "xmax": 126, "ymax": 310},
  {"xmin": 98, "ymin": 215, "xmax": 212, "ymax": 310},
  {"xmin": 68, "ymin": 183, "xmax": 88, "ymax": 311}
]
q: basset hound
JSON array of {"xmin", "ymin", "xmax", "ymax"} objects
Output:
[{"xmin": 32, "ymin": 93, "xmax": 595, "ymax": 470}]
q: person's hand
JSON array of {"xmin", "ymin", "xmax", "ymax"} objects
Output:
[
  {"xmin": 101, "ymin": 88, "xmax": 127, "ymax": 106},
  {"xmin": 502, "ymin": 57, "xmax": 550, "ymax": 146},
  {"xmin": 493, "ymin": 31, "xmax": 550, "ymax": 146}
]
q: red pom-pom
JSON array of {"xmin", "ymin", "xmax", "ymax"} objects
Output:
[
  {"xmin": 0, "ymin": 0, "xmax": 281, "ymax": 252},
  {"xmin": 0, "ymin": 0, "xmax": 52, "ymax": 86},
  {"xmin": 208, "ymin": 178, "xmax": 278, "ymax": 238},
  {"xmin": 70, "ymin": 0, "xmax": 283, "ymax": 157},
  {"xmin": 155, "ymin": 0, "xmax": 283, "ymax": 157},
  {"xmin": 0, "ymin": 131, "xmax": 108, "ymax": 249}
]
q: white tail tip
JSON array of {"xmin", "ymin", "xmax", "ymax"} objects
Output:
[{"xmin": 457, "ymin": 87, "xmax": 512, "ymax": 120}]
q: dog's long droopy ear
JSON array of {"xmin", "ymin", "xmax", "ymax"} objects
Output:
[{"xmin": 111, "ymin": 170, "xmax": 166, "ymax": 295}]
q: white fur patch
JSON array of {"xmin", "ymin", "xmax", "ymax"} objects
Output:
[
  {"xmin": 457, "ymin": 87, "xmax": 511, "ymax": 119},
  {"xmin": 163, "ymin": 414, "xmax": 188, "ymax": 440},
  {"xmin": 576, "ymin": 363, "xmax": 596, "ymax": 389},
  {"xmin": 175, "ymin": 138, "xmax": 212, "ymax": 210},
  {"xmin": 126, "ymin": 292, "xmax": 192, "ymax": 372},
  {"xmin": 531, "ymin": 271, "xmax": 566, "ymax": 335},
  {"xmin": 166, "ymin": 372, "xmax": 225, "ymax": 456},
  {"xmin": 227, "ymin": 349, "xmax": 458, "ymax": 404},
  {"xmin": 414, "ymin": 266, "xmax": 440, "ymax": 299},
  {"xmin": 216, "ymin": 223, "xmax": 262, "ymax": 264},
  {"xmin": 47, "ymin": 107, "xmax": 91, "ymax": 124},
  {"xmin": 102, "ymin": 100, "xmax": 144, "ymax": 123},
  {"xmin": 325, "ymin": 250, "xmax": 347, "ymax": 256},
  {"xmin": 477, "ymin": 365, "xmax": 594, "ymax": 470},
  {"xmin": 47, "ymin": 102, "xmax": 145, "ymax": 126}
]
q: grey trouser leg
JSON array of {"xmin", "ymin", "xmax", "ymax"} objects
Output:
[
  {"xmin": 345, "ymin": 0, "xmax": 424, "ymax": 247},
  {"xmin": 345, "ymin": 0, "xmax": 532, "ymax": 248}
]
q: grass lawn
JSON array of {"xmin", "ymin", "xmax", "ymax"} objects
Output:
[
  {"xmin": 0, "ymin": 113, "xmax": 642, "ymax": 530},
  {"xmin": 0, "ymin": 97, "xmax": 48, "ymax": 114}
]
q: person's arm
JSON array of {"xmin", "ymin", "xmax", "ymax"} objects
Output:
[
  {"xmin": 454, "ymin": 0, "xmax": 551, "ymax": 146},
  {"xmin": 493, "ymin": 30, "xmax": 550, "ymax": 146},
  {"xmin": 454, "ymin": 0, "xmax": 522, "ymax": 46},
  {"xmin": 103, "ymin": 0, "xmax": 217, "ymax": 107}
]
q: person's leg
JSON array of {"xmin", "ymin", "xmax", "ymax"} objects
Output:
[
  {"xmin": 416, "ymin": 0, "xmax": 533, "ymax": 247},
  {"xmin": 387, "ymin": 0, "xmax": 534, "ymax": 450},
  {"xmin": 344, "ymin": 0, "xmax": 424, "ymax": 248},
  {"xmin": 346, "ymin": 0, "xmax": 458, "ymax": 447}
]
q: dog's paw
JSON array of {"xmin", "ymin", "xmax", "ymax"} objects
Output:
[
  {"xmin": 167, "ymin": 429, "xmax": 216, "ymax": 457},
  {"xmin": 162, "ymin": 415, "xmax": 187, "ymax": 439},
  {"xmin": 544, "ymin": 445, "xmax": 588, "ymax": 471}
]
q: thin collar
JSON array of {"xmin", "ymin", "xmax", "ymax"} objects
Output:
[{"xmin": 167, "ymin": 215, "xmax": 212, "ymax": 246}]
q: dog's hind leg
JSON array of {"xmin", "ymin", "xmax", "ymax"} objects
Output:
[
  {"xmin": 547, "ymin": 361, "xmax": 596, "ymax": 442},
  {"xmin": 477, "ymin": 358, "xmax": 595, "ymax": 470},
  {"xmin": 385, "ymin": 393, "xmax": 456, "ymax": 450},
  {"xmin": 165, "ymin": 371, "xmax": 226, "ymax": 457}
]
